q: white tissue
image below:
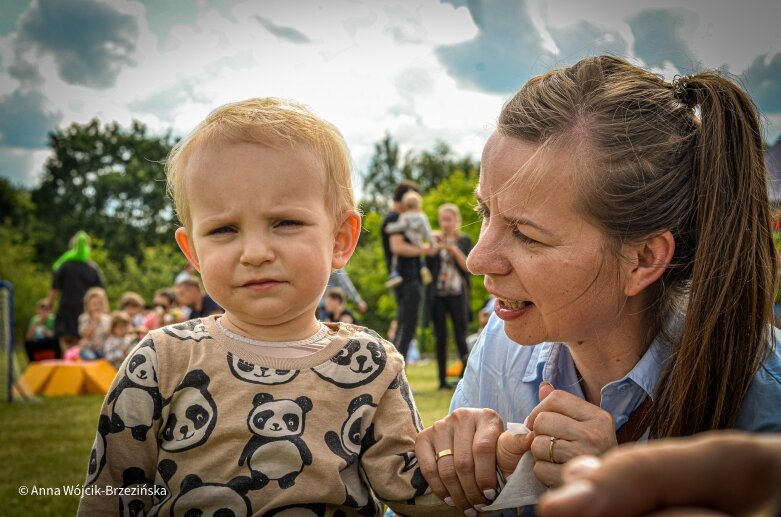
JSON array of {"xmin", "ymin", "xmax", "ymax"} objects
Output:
[{"xmin": 480, "ymin": 423, "xmax": 546, "ymax": 512}]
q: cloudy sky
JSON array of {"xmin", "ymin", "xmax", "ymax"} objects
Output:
[{"xmin": 1, "ymin": 0, "xmax": 780, "ymax": 189}]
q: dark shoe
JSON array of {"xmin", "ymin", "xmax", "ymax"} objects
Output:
[{"xmin": 438, "ymin": 383, "xmax": 455, "ymax": 390}]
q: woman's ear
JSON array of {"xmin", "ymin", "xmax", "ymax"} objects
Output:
[
  {"xmin": 623, "ymin": 230, "xmax": 675, "ymax": 297},
  {"xmin": 175, "ymin": 227, "xmax": 201, "ymax": 272},
  {"xmin": 332, "ymin": 211, "xmax": 362, "ymax": 269}
]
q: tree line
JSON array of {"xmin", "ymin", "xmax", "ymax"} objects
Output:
[{"xmin": 1, "ymin": 120, "xmax": 487, "ymax": 345}]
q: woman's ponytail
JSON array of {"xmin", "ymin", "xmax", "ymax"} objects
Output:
[{"xmin": 651, "ymin": 73, "xmax": 777, "ymax": 437}]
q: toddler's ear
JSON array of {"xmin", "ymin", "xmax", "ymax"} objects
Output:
[
  {"xmin": 332, "ymin": 211, "xmax": 361, "ymax": 269},
  {"xmin": 175, "ymin": 228, "xmax": 201, "ymax": 271}
]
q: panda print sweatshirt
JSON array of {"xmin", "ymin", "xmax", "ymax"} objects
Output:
[{"xmin": 77, "ymin": 316, "xmax": 463, "ymax": 516}]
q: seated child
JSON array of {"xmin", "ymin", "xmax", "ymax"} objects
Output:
[
  {"xmin": 323, "ymin": 287, "xmax": 356, "ymax": 324},
  {"xmin": 78, "ymin": 286, "xmax": 111, "ymax": 360},
  {"xmin": 24, "ymin": 298, "xmax": 59, "ymax": 361},
  {"xmin": 103, "ymin": 311, "xmax": 136, "ymax": 370},
  {"xmin": 141, "ymin": 287, "xmax": 184, "ymax": 333},
  {"xmin": 119, "ymin": 291, "xmax": 148, "ymax": 335},
  {"xmin": 384, "ymin": 190, "xmax": 434, "ymax": 287},
  {"xmin": 78, "ymin": 98, "xmax": 456, "ymax": 516}
]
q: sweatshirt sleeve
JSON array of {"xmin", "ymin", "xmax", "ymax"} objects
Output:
[
  {"xmin": 360, "ymin": 369, "xmax": 461, "ymax": 517},
  {"xmin": 76, "ymin": 337, "xmax": 163, "ymax": 516}
]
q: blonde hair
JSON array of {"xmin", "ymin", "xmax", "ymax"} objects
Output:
[
  {"xmin": 438, "ymin": 203, "xmax": 462, "ymax": 222},
  {"xmin": 401, "ymin": 190, "xmax": 422, "ymax": 211},
  {"xmin": 166, "ymin": 98, "xmax": 356, "ymax": 228},
  {"xmin": 83, "ymin": 287, "xmax": 110, "ymax": 313},
  {"xmin": 499, "ymin": 55, "xmax": 776, "ymax": 437}
]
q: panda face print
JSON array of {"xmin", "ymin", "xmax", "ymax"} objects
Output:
[
  {"xmin": 118, "ymin": 467, "xmax": 154, "ymax": 517},
  {"xmin": 342, "ymin": 395, "xmax": 376, "ymax": 456},
  {"xmin": 85, "ymin": 415, "xmax": 110, "ymax": 486},
  {"xmin": 227, "ymin": 353, "xmax": 299, "ymax": 385},
  {"xmin": 248, "ymin": 397, "xmax": 310, "ymax": 438},
  {"xmin": 172, "ymin": 475, "xmax": 251, "ymax": 517},
  {"xmin": 161, "ymin": 370, "xmax": 217, "ymax": 452},
  {"xmin": 312, "ymin": 339, "xmax": 386, "ymax": 388},
  {"xmin": 163, "ymin": 319, "xmax": 212, "ymax": 342},
  {"xmin": 125, "ymin": 341, "xmax": 157, "ymax": 388}
]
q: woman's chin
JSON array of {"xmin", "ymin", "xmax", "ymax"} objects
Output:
[{"xmin": 502, "ymin": 325, "xmax": 545, "ymax": 346}]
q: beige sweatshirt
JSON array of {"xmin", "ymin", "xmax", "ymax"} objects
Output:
[{"xmin": 77, "ymin": 316, "xmax": 459, "ymax": 516}]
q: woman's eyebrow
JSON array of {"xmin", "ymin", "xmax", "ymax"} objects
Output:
[{"xmin": 504, "ymin": 215, "xmax": 554, "ymax": 237}]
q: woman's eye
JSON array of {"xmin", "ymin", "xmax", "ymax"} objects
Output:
[
  {"xmin": 512, "ymin": 227, "xmax": 538, "ymax": 245},
  {"xmin": 475, "ymin": 204, "xmax": 489, "ymax": 220}
]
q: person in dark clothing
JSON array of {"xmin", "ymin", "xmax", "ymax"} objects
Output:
[
  {"xmin": 381, "ymin": 180, "xmax": 434, "ymax": 360},
  {"xmin": 425, "ymin": 203, "xmax": 473, "ymax": 389},
  {"xmin": 174, "ymin": 275, "xmax": 223, "ymax": 319},
  {"xmin": 48, "ymin": 231, "xmax": 104, "ymax": 354}
]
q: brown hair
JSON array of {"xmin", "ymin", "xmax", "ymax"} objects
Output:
[
  {"xmin": 498, "ymin": 55, "xmax": 777, "ymax": 437},
  {"xmin": 166, "ymin": 98, "xmax": 356, "ymax": 229}
]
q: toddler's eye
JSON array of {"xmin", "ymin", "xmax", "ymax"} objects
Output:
[
  {"xmin": 275, "ymin": 220, "xmax": 303, "ymax": 228},
  {"xmin": 209, "ymin": 226, "xmax": 235, "ymax": 235}
]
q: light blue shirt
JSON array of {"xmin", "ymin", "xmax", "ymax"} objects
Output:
[{"xmin": 452, "ymin": 313, "xmax": 781, "ymax": 434}]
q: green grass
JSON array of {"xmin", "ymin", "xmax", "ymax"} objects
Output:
[{"xmin": 0, "ymin": 353, "xmax": 455, "ymax": 517}]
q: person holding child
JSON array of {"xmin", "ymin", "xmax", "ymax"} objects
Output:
[
  {"xmin": 78, "ymin": 98, "xmax": 458, "ymax": 516},
  {"xmin": 385, "ymin": 190, "xmax": 435, "ymax": 288},
  {"xmin": 77, "ymin": 286, "xmax": 111, "ymax": 360},
  {"xmin": 414, "ymin": 55, "xmax": 781, "ymax": 514},
  {"xmin": 381, "ymin": 181, "xmax": 436, "ymax": 360},
  {"xmin": 425, "ymin": 203, "xmax": 473, "ymax": 390}
]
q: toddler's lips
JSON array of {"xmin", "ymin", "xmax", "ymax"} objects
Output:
[{"xmin": 242, "ymin": 279, "xmax": 283, "ymax": 291}]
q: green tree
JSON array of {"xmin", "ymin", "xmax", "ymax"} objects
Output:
[
  {"xmin": 360, "ymin": 133, "xmax": 414, "ymax": 213},
  {"xmin": 31, "ymin": 119, "xmax": 176, "ymax": 264},
  {"xmin": 360, "ymin": 135, "xmax": 478, "ymax": 214},
  {"xmin": 0, "ymin": 225, "xmax": 51, "ymax": 345}
]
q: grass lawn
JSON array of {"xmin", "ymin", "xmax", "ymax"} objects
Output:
[{"xmin": 0, "ymin": 352, "xmax": 455, "ymax": 516}]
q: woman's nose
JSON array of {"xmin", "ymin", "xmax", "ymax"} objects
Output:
[{"xmin": 466, "ymin": 222, "xmax": 510, "ymax": 276}]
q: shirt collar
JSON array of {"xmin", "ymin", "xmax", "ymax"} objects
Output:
[{"xmin": 520, "ymin": 316, "xmax": 679, "ymax": 399}]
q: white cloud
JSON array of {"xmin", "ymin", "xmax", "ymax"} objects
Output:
[{"xmin": 1, "ymin": 0, "xmax": 780, "ymax": 187}]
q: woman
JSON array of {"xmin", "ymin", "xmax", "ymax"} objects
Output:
[
  {"xmin": 426, "ymin": 203, "xmax": 473, "ymax": 390},
  {"xmin": 414, "ymin": 55, "xmax": 781, "ymax": 513}
]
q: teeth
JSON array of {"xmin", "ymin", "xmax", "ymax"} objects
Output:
[{"xmin": 501, "ymin": 299, "xmax": 529, "ymax": 310}]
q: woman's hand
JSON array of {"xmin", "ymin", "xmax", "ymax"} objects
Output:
[
  {"xmin": 415, "ymin": 407, "xmax": 505, "ymax": 513},
  {"xmin": 526, "ymin": 382, "xmax": 617, "ymax": 487}
]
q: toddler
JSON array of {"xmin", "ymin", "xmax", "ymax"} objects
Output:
[
  {"xmin": 103, "ymin": 311, "xmax": 136, "ymax": 370},
  {"xmin": 78, "ymin": 98, "xmax": 454, "ymax": 516},
  {"xmin": 384, "ymin": 190, "xmax": 434, "ymax": 287},
  {"xmin": 77, "ymin": 286, "xmax": 111, "ymax": 360}
]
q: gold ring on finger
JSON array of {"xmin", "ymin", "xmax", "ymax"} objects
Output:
[
  {"xmin": 549, "ymin": 436, "xmax": 559, "ymax": 464},
  {"xmin": 435, "ymin": 449, "xmax": 453, "ymax": 462}
]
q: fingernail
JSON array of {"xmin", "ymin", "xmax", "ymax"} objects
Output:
[
  {"xmin": 542, "ymin": 480, "xmax": 596, "ymax": 510},
  {"xmin": 563, "ymin": 456, "xmax": 601, "ymax": 481},
  {"xmin": 540, "ymin": 380, "xmax": 552, "ymax": 388},
  {"xmin": 522, "ymin": 415, "xmax": 530, "ymax": 428},
  {"xmin": 464, "ymin": 509, "xmax": 477, "ymax": 517},
  {"xmin": 483, "ymin": 489, "xmax": 496, "ymax": 501},
  {"xmin": 444, "ymin": 497, "xmax": 455, "ymax": 507}
]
